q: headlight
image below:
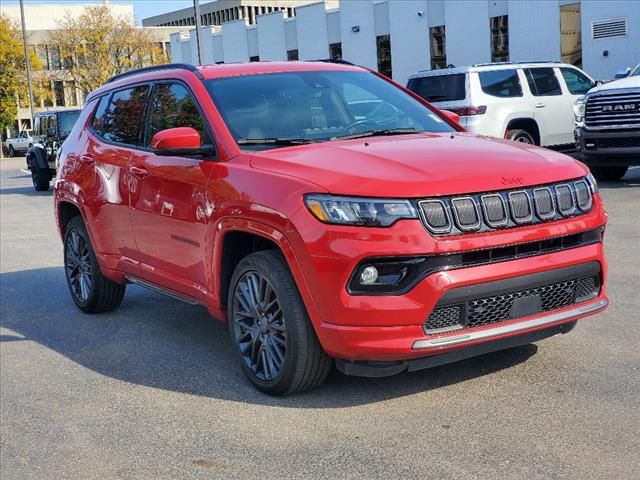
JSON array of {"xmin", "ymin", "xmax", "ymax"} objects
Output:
[
  {"xmin": 586, "ymin": 172, "xmax": 598, "ymax": 194},
  {"xmin": 574, "ymin": 96, "xmax": 586, "ymax": 124},
  {"xmin": 304, "ymin": 194, "xmax": 417, "ymax": 226}
]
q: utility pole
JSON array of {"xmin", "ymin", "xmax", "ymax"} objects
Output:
[
  {"xmin": 19, "ymin": 0, "xmax": 35, "ymax": 129},
  {"xmin": 193, "ymin": 0, "xmax": 205, "ymax": 65}
]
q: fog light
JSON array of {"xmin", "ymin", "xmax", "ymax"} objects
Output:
[{"xmin": 359, "ymin": 266, "xmax": 379, "ymax": 285}]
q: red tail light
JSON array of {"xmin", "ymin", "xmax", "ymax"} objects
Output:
[{"xmin": 447, "ymin": 106, "xmax": 487, "ymax": 116}]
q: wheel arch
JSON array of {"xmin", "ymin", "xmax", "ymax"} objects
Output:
[{"xmin": 505, "ymin": 117, "xmax": 541, "ymax": 145}]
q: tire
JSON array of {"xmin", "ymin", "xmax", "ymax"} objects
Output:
[
  {"xmin": 227, "ymin": 250, "xmax": 332, "ymax": 395},
  {"xmin": 31, "ymin": 163, "xmax": 50, "ymax": 191},
  {"xmin": 64, "ymin": 216, "xmax": 126, "ymax": 313},
  {"xmin": 8, "ymin": 145, "xmax": 15, "ymax": 157},
  {"xmin": 507, "ymin": 129, "xmax": 536, "ymax": 145},
  {"xmin": 590, "ymin": 165, "xmax": 628, "ymax": 181}
]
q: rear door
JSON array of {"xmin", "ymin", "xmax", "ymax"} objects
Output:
[
  {"xmin": 129, "ymin": 81, "xmax": 216, "ymax": 301},
  {"xmin": 83, "ymin": 85, "xmax": 150, "ymax": 274},
  {"xmin": 522, "ymin": 67, "xmax": 570, "ymax": 146}
]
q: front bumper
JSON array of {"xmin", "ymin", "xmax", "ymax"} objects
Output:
[{"xmin": 574, "ymin": 126, "xmax": 640, "ymax": 165}]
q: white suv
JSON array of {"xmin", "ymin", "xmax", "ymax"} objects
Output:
[{"xmin": 407, "ymin": 62, "xmax": 595, "ymax": 149}]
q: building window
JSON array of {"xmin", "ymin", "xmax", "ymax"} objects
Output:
[
  {"xmin": 65, "ymin": 81, "xmax": 78, "ymax": 106},
  {"xmin": 54, "ymin": 81, "xmax": 65, "ymax": 106},
  {"xmin": 287, "ymin": 49, "xmax": 299, "ymax": 61},
  {"xmin": 329, "ymin": 42, "xmax": 342, "ymax": 62},
  {"xmin": 490, "ymin": 15, "xmax": 509, "ymax": 62},
  {"xmin": 376, "ymin": 35, "xmax": 392, "ymax": 78},
  {"xmin": 36, "ymin": 45, "xmax": 49, "ymax": 70},
  {"xmin": 49, "ymin": 46, "xmax": 61, "ymax": 70},
  {"xmin": 249, "ymin": 55, "xmax": 260, "ymax": 62},
  {"xmin": 560, "ymin": 3, "xmax": 582, "ymax": 66},
  {"xmin": 429, "ymin": 26, "xmax": 446, "ymax": 69}
]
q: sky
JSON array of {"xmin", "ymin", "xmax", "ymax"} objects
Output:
[{"xmin": 1, "ymin": 0, "xmax": 204, "ymax": 24}]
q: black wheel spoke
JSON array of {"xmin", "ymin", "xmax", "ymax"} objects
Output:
[
  {"xmin": 65, "ymin": 228, "xmax": 92, "ymax": 303},
  {"xmin": 232, "ymin": 271, "xmax": 287, "ymax": 382}
]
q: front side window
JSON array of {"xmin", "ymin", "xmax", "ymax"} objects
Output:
[
  {"xmin": 92, "ymin": 86, "xmax": 149, "ymax": 146},
  {"xmin": 407, "ymin": 74, "xmax": 466, "ymax": 102},
  {"xmin": 206, "ymin": 70, "xmax": 454, "ymax": 150},
  {"xmin": 559, "ymin": 67, "xmax": 593, "ymax": 94},
  {"xmin": 145, "ymin": 83, "xmax": 208, "ymax": 146},
  {"xmin": 479, "ymin": 70, "xmax": 522, "ymax": 97},
  {"xmin": 524, "ymin": 68, "xmax": 562, "ymax": 96}
]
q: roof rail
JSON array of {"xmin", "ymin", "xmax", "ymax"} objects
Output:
[
  {"xmin": 312, "ymin": 59, "xmax": 356, "ymax": 66},
  {"xmin": 106, "ymin": 63, "xmax": 203, "ymax": 84},
  {"xmin": 471, "ymin": 60, "xmax": 559, "ymax": 67}
]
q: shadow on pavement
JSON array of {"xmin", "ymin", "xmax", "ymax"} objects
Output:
[
  {"xmin": 1, "ymin": 267, "xmax": 538, "ymax": 408},
  {"xmin": 0, "ymin": 186, "xmax": 51, "ymax": 196}
]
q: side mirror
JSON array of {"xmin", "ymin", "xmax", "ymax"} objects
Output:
[
  {"xmin": 440, "ymin": 109, "xmax": 461, "ymax": 126},
  {"xmin": 151, "ymin": 127, "xmax": 214, "ymax": 157},
  {"xmin": 614, "ymin": 67, "xmax": 631, "ymax": 79}
]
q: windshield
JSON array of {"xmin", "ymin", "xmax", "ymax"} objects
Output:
[
  {"xmin": 58, "ymin": 111, "xmax": 81, "ymax": 140},
  {"xmin": 631, "ymin": 65, "xmax": 640, "ymax": 76},
  {"xmin": 205, "ymin": 71, "xmax": 454, "ymax": 150}
]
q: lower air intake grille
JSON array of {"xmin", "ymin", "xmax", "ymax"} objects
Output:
[{"xmin": 424, "ymin": 271, "xmax": 600, "ymax": 334}]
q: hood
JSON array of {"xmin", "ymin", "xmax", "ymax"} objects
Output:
[
  {"xmin": 589, "ymin": 75, "xmax": 640, "ymax": 95},
  {"xmin": 249, "ymin": 133, "xmax": 587, "ymax": 197}
]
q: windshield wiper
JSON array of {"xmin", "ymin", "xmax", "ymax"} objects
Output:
[
  {"xmin": 237, "ymin": 137, "xmax": 317, "ymax": 146},
  {"xmin": 331, "ymin": 128, "xmax": 422, "ymax": 141}
]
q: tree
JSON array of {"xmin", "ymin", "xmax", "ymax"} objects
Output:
[
  {"xmin": 0, "ymin": 14, "xmax": 46, "ymax": 135},
  {"xmin": 50, "ymin": 6, "xmax": 168, "ymax": 96}
]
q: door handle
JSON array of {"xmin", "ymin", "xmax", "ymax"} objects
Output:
[
  {"xmin": 79, "ymin": 154, "xmax": 95, "ymax": 165},
  {"xmin": 535, "ymin": 103, "xmax": 546, "ymax": 108},
  {"xmin": 129, "ymin": 166, "xmax": 149, "ymax": 178}
]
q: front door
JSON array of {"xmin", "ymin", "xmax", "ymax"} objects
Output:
[{"xmin": 129, "ymin": 82, "xmax": 216, "ymax": 301}]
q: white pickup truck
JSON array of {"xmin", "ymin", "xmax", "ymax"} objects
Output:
[{"xmin": 5, "ymin": 130, "xmax": 33, "ymax": 157}]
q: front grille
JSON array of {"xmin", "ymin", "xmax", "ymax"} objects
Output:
[
  {"xmin": 418, "ymin": 179, "xmax": 592, "ymax": 236},
  {"xmin": 424, "ymin": 269, "xmax": 601, "ymax": 334},
  {"xmin": 585, "ymin": 89, "xmax": 640, "ymax": 129}
]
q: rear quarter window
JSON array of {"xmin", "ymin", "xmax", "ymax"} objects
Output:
[
  {"xmin": 478, "ymin": 70, "xmax": 522, "ymax": 97},
  {"xmin": 407, "ymin": 74, "xmax": 466, "ymax": 102}
]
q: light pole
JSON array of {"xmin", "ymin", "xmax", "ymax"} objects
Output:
[
  {"xmin": 19, "ymin": 0, "xmax": 35, "ymax": 129},
  {"xmin": 193, "ymin": 0, "xmax": 205, "ymax": 65}
]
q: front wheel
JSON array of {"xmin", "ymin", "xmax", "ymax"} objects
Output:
[
  {"xmin": 64, "ymin": 216, "xmax": 126, "ymax": 313},
  {"xmin": 8, "ymin": 145, "xmax": 15, "ymax": 157},
  {"xmin": 590, "ymin": 165, "xmax": 628, "ymax": 181},
  {"xmin": 227, "ymin": 250, "xmax": 332, "ymax": 395}
]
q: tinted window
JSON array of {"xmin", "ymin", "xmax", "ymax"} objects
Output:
[
  {"xmin": 47, "ymin": 115, "xmax": 57, "ymax": 136},
  {"xmin": 92, "ymin": 86, "xmax": 149, "ymax": 145},
  {"xmin": 58, "ymin": 111, "xmax": 81, "ymax": 140},
  {"xmin": 524, "ymin": 68, "xmax": 562, "ymax": 96},
  {"xmin": 33, "ymin": 117, "xmax": 41, "ymax": 136},
  {"xmin": 479, "ymin": 70, "xmax": 522, "ymax": 97},
  {"xmin": 146, "ymin": 83, "xmax": 208, "ymax": 146},
  {"xmin": 407, "ymin": 74, "xmax": 466, "ymax": 102},
  {"xmin": 559, "ymin": 67, "xmax": 593, "ymax": 94},
  {"xmin": 207, "ymin": 71, "xmax": 453, "ymax": 149}
]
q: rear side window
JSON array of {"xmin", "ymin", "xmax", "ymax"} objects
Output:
[
  {"xmin": 407, "ymin": 74, "xmax": 466, "ymax": 102},
  {"xmin": 92, "ymin": 86, "xmax": 150, "ymax": 146},
  {"xmin": 33, "ymin": 117, "xmax": 41, "ymax": 136},
  {"xmin": 478, "ymin": 70, "xmax": 522, "ymax": 97},
  {"xmin": 145, "ymin": 83, "xmax": 209, "ymax": 146},
  {"xmin": 524, "ymin": 68, "xmax": 562, "ymax": 96},
  {"xmin": 559, "ymin": 67, "xmax": 593, "ymax": 94}
]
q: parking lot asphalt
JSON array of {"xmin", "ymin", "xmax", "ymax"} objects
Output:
[{"xmin": 1, "ymin": 156, "xmax": 639, "ymax": 480}]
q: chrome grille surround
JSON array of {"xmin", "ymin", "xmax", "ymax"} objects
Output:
[
  {"xmin": 584, "ymin": 88, "xmax": 640, "ymax": 130},
  {"xmin": 418, "ymin": 178, "xmax": 592, "ymax": 236},
  {"xmin": 451, "ymin": 196, "xmax": 481, "ymax": 231}
]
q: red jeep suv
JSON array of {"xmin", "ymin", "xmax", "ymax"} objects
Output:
[{"xmin": 54, "ymin": 62, "xmax": 608, "ymax": 395}]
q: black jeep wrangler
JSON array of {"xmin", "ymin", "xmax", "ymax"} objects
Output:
[{"xmin": 27, "ymin": 109, "xmax": 81, "ymax": 191}]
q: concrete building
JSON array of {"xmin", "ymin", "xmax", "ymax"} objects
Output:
[
  {"xmin": 1, "ymin": 2, "xmax": 183, "ymax": 132},
  {"xmin": 166, "ymin": 0, "xmax": 640, "ymax": 85},
  {"xmin": 142, "ymin": 0, "xmax": 330, "ymax": 27}
]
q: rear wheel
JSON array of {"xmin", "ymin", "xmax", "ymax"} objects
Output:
[
  {"xmin": 590, "ymin": 165, "xmax": 628, "ymax": 181},
  {"xmin": 8, "ymin": 145, "xmax": 15, "ymax": 157},
  {"xmin": 64, "ymin": 216, "xmax": 126, "ymax": 313},
  {"xmin": 227, "ymin": 250, "xmax": 332, "ymax": 395},
  {"xmin": 31, "ymin": 164, "xmax": 50, "ymax": 191},
  {"xmin": 507, "ymin": 129, "xmax": 536, "ymax": 145}
]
